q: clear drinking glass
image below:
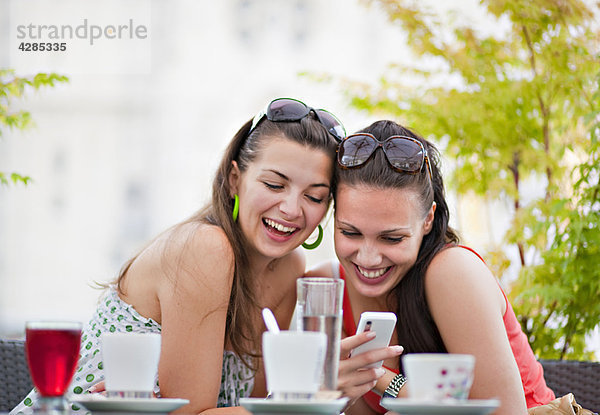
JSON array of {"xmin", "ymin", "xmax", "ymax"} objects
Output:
[
  {"xmin": 25, "ymin": 321, "xmax": 82, "ymax": 413},
  {"xmin": 296, "ymin": 277, "xmax": 344, "ymax": 393}
]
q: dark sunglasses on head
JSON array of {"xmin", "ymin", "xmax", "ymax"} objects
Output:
[
  {"xmin": 249, "ymin": 98, "xmax": 346, "ymax": 142},
  {"xmin": 337, "ymin": 133, "xmax": 433, "ymax": 179}
]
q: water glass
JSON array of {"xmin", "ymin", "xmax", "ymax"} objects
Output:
[
  {"xmin": 25, "ymin": 321, "xmax": 82, "ymax": 412},
  {"xmin": 296, "ymin": 277, "xmax": 344, "ymax": 392}
]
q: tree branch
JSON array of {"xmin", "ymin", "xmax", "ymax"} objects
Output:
[
  {"xmin": 521, "ymin": 25, "xmax": 538, "ymax": 78},
  {"xmin": 522, "ymin": 24, "xmax": 552, "ymax": 200},
  {"xmin": 541, "ymin": 301, "xmax": 557, "ymax": 327},
  {"xmin": 560, "ymin": 321, "xmax": 577, "ymax": 360},
  {"xmin": 509, "ymin": 151, "xmax": 526, "ymax": 267}
]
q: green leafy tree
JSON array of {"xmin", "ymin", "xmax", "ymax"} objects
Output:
[
  {"xmin": 511, "ymin": 75, "xmax": 600, "ymax": 359},
  {"xmin": 334, "ymin": 0, "xmax": 599, "ymax": 359},
  {"xmin": 0, "ymin": 69, "xmax": 68, "ymax": 185}
]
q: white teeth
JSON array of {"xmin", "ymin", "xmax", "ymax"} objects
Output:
[
  {"xmin": 357, "ymin": 266, "xmax": 388, "ymax": 279},
  {"xmin": 264, "ymin": 218, "xmax": 297, "ymax": 233}
]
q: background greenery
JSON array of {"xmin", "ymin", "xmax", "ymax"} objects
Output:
[
  {"xmin": 0, "ymin": 69, "xmax": 68, "ymax": 186},
  {"xmin": 335, "ymin": 0, "xmax": 599, "ymax": 359}
]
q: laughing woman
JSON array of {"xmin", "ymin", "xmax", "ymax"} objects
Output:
[
  {"xmin": 309, "ymin": 120, "xmax": 556, "ymax": 415},
  {"xmin": 12, "ymin": 98, "xmax": 345, "ymax": 415}
]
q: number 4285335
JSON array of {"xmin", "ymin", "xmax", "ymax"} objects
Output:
[{"xmin": 18, "ymin": 42, "xmax": 67, "ymax": 51}]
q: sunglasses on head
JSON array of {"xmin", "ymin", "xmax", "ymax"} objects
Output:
[
  {"xmin": 249, "ymin": 98, "xmax": 346, "ymax": 142},
  {"xmin": 337, "ymin": 133, "xmax": 433, "ymax": 179}
]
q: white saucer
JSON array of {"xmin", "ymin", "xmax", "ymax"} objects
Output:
[
  {"xmin": 72, "ymin": 396, "xmax": 189, "ymax": 413},
  {"xmin": 239, "ymin": 397, "xmax": 349, "ymax": 414},
  {"xmin": 380, "ymin": 398, "xmax": 500, "ymax": 415}
]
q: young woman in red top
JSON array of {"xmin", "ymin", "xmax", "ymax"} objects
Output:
[{"xmin": 308, "ymin": 120, "xmax": 555, "ymax": 415}]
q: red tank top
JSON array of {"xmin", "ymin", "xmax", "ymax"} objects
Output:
[{"xmin": 339, "ymin": 245, "xmax": 554, "ymax": 413}]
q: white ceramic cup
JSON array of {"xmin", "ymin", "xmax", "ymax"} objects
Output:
[
  {"xmin": 402, "ymin": 353, "xmax": 475, "ymax": 400},
  {"xmin": 101, "ymin": 332, "xmax": 161, "ymax": 398},
  {"xmin": 262, "ymin": 331, "xmax": 327, "ymax": 400}
]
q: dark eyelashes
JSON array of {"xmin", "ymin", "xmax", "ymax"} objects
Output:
[
  {"xmin": 383, "ymin": 237, "xmax": 404, "ymax": 243},
  {"xmin": 307, "ymin": 196, "xmax": 324, "ymax": 203},
  {"xmin": 263, "ymin": 182, "xmax": 324, "ymax": 204},
  {"xmin": 340, "ymin": 229, "xmax": 405, "ymax": 243},
  {"xmin": 263, "ymin": 182, "xmax": 283, "ymax": 190}
]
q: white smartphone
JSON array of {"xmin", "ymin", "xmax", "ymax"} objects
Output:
[{"xmin": 351, "ymin": 311, "xmax": 397, "ymax": 368}]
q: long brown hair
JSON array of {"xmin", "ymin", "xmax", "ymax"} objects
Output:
[
  {"xmin": 334, "ymin": 120, "xmax": 459, "ymax": 369},
  {"xmin": 115, "ymin": 111, "xmax": 338, "ymax": 369}
]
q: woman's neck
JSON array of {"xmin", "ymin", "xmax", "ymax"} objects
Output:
[{"xmin": 247, "ymin": 253, "xmax": 280, "ymax": 281}]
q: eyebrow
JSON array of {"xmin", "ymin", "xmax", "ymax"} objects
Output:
[
  {"xmin": 265, "ymin": 169, "xmax": 330, "ymax": 189},
  {"xmin": 337, "ymin": 220, "xmax": 411, "ymax": 234}
]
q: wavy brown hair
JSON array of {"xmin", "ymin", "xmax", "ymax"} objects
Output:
[
  {"xmin": 114, "ymin": 112, "xmax": 338, "ymax": 370},
  {"xmin": 334, "ymin": 120, "xmax": 460, "ymax": 371}
]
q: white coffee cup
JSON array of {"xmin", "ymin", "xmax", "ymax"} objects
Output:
[
  {"xmin": 101, "ymin": 332, "xmax": 161, "ymax": 398},
  {"xmin": 262, "ymin": 331, "xmax": 327, "ymax": 400},
  {"xmin": 402, "ymin": 353, "xmax": 475, "ymax": 401}
]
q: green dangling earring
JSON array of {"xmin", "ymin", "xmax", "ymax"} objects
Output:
[
  {"xmin": 232, "ymin": 194, "xmax": 239, "ymax": 221},
  {"xmin": 302, "ymin": 224, "xmax": 323, "ymax": 250}
]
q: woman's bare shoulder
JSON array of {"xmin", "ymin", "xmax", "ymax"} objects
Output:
[
  {"xmin": 426, "ymin": 246, "xmax": 492, "ymax": 285},
  {"xmin": 286, "ymin": 247, "xmax": 307, "ymax": 274},
  {"xmin": 305, "ymin": 259, "xmax": 337, "ymax": 278},
  {"xmin": 168, "ymin": 221, "xmax": 231, "ymax": 252},
  {"xmin": 163, "ymin": 222, "xmax": 233, "ymax": 265},
  {"xmin": 157, "ymin": 222, "xmax": 235, "ymax": 297},
  {"xmin": 425, "ymin": 245, "xmax": 504, "ymax": 316}
]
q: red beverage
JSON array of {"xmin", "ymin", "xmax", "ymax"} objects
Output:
[{"xmin": 25, "ymin": 322, "xmax": 82, "ymax": 397}]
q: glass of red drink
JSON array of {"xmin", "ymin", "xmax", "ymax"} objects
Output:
[{"xmin": 25, "ymin": 321, "xmax": 82, "ymax": 412}]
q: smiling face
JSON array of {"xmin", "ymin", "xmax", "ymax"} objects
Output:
[
  {"xmin": 229, "ymin": 135, "xmax": 333, "ymax": 261},
  {"xmin": 334, "ymin": 183, "xmax": 435, "ymax": 300}
]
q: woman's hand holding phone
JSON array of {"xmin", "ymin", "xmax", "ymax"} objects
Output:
[
  {"xmin": 350, "ymin": 312, "xmax": 397, "ymax": 368},
  {"xmin": 337, "ymin": 312, "xmax": 403, "ymax": 408}
]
